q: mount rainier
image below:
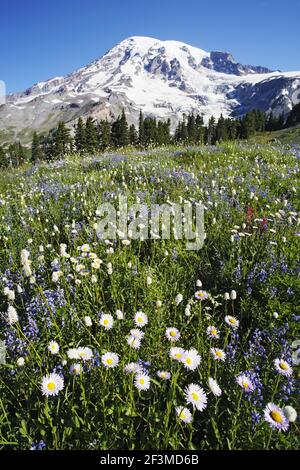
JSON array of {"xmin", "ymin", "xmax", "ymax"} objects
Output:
[{"xmin": 1, "ymin": 36, "xmax": 300, "ymax": 143}]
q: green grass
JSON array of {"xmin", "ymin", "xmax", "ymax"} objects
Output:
[{"xmin": 0, "ymin": 143, "xmax": 299, "ymax": 450}]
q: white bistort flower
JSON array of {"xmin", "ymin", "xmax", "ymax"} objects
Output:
[
  {"xmin": 84, "ymin": 316, "xmax": 93, "ymax": 327},
  {"xmin": 7, "ymin": 305, "xmax": 19, "ymax": 325},
  {"xmin": 283, "ymin": 406, "xmax": 297, "ymax": 423},
  {"xmin": 41, "ymin": 373, "xmax": 64, "ymax": 397}
]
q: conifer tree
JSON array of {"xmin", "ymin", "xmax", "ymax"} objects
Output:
[
  {"xmin": 75, "ymin": 117, "xmax": 86, "ymax": 153},
  {"xmin": 31, "ymin": 132, "xmax": 43, "ymax": 163},
  {"xmin": 85, "ymin": 117, "xmax": 98, "ymax": 153},
  {"xmin": 138, "ymin": 110, "xmax": 145, "ymax": 146}
]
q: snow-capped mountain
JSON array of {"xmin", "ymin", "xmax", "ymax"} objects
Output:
[{"xmin": 1, "ymin": 36, "xmax": 300, "ymax": 143}]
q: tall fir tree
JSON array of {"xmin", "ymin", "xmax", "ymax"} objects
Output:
[
  {"xmin": 31, "ymin": 132, "xmax": 43, "ymax": 163},
  {"xmin": 85, "ymin": 117, "xmax": 98, "ymax": 153},
  {"xmin": 75, "ymin": 117, "xmax": 86, "ymax": 153}
]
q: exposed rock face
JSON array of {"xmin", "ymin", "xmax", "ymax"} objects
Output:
[{"xmin": 0, "ymin": 36, "xmax": 299, "ymax": 144}]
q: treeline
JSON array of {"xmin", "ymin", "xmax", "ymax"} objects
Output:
[{"xmin": 0, "ymin": 102, "xmax": 299, "ymax": 168}]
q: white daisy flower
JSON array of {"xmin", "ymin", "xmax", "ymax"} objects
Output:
[
  {"xmin": 236, "ymin": 374, "xmax": 254, "ymax": 392},
  {"xmin": 210, "ymin": 348, "xmax": 226, "ymax": 361},
  {"xmin": 165, "ymin": 327, "xmax": 181, "ymax": 342},
  {"xmin": 181, "ymin": 349, "xmax": 201, "ymax": 370},
  {"xmin": 170, "ymin": 347, "xmax": 185, "ymax": 361},
  {"xmin": 77, "ymin": 347, "xmax": 93, "ymax": 361},
  {"xmin": 157, "ymin": 371, "xmax": 171, "ymax": 380},
  {"xmin": 206, "ymin": 326, "xmax": 220, "ymax": 339},
  {"xmin": 274, "ymin": 358, "xmax": 293, "ymax": 377},
  {"xmin": 176, "ymin": 406, "xmax": 193, "ymax": 424},
  {"xmin": 48, "ymin": 341, "xmax": 60, "ymax": 355},
  {"xmin": 100, "ymin": 313, "xmax": 114, "ymax": 330},
  {"xmin": 127, "ymin": 336, "xmax": 141, "ymax": 349},
  {"xmin": 101, "ymin": 352, "xmax": 119, "ymax": 368},
  {"xmin": 184, "ymin": 383, "xmax": 208, "ymax": 411},
  {"xmin": 175, "ymin": 294, "xmax": 183, "ymax": 306},
  {"xmin": 70, "ymin": 363, "xmax": 82, "ymax": 375},
  {"xmin": 225, "ymin": 315, "xmax": 239, "ymax": 329},
  {"xmin": 41, "ymin": 373, "xmax": 64, "ymax": 397},
  {"xmin": 81, "ymin": 244, "xmax": 90, "ymax": 253},
  {"xmin": 134, "ymin": 311, "xmax": 148, "ymax": 327},
  {"xmin": 130, "ymin": 328, "xmax": 145, "ymax": 340},
  {"xmin": 134, "ymin": 373, "xmax": 151, "ymax": 391},
  {"xmin": 208, "ymin": 377, "xmax": 222, "ymax": 396}
]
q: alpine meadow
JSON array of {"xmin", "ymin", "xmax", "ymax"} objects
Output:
[{"xmin": 0, "ymin": 3, "xmax": 300, "ymax": 454}]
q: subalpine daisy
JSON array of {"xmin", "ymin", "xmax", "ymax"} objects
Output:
[
  {"xmin": 81, "ymin": 244, "xmax": 90, "ymax": 253},
  {"xmin": 210, "ymin": 348, "xmax": 226, "ymax": 362},
  {"xmin": 165, "ymin": 327, "xmax": 181, "ymax": 342},
  {"xmin": 170, "ymin": 347, "xmax": 185, "ymax": 361},
  {"xmin": 124, "ymin": 362, "xmax": 141, "ymax": 374},
  {"xmin": 48, "ymin": 341, "xmax": 60, "ymax": 355},
  {"xmin": 206, "ymin": 326, "xmax": 220, "ymax": 339},
  {"xmin": 157, "ymin": 371, "xmax": 171, "ymax": 380},
  {"xmin": 134, "ymin": 311, "xmax": 148, "ymax": 327},
  {"xmin": 225, "ymin": 315, "xmax": 239, "ymax": 329},
  {"xmin": 236, "ymin": 373, "xmax": 255, "ymax": 392},
  {"xmin": 134, "ymin": 373, "xmax": 151, "ymax": 391},
  {"xmin": 101, "ymin": 352, "xmax": 119, "ymax": 368},
  {"xmin": 194, "ymin": 290, "xmax": 208, "ymax": 301},
  {"xmin": 100, "ymin": 313, "xmax": 114, "ymax": 330},
  {"xmin": 208, "ymin": 377, "xmax": 222, "ymax": 397},
  {"xmin": 184, "ymin": 383, "xmax": 207, "ymax": 411},
  {"xmin": 274, "ymin": 358, "xmax": 293, "ymax": 377},
  {"xmin": 41, "ymin": 373, "xmax": 64, "ymax": 397},
  {"xmin": 181, "ymin": 349, "xmax": 201, "ymax": 370},
  {"xmin": 127, "ymin": 335, "xmax": 141, "ymax": 349},
  {"xmin": 264, "ymin": 403, "xmax": 289, "ymax": 431},
  {"xmin": 130, "ymin": 328, "xmax": 145, "ymax": 340},
  {"xmin": 70, "ymin": 363, "xmax": 82, "ymax": 375},
  {"xmin": 176, "ymin": 406, "xmax": 193, "ymax": 424},
  {"xmin": 77, "ymin": 347, "xmax": 93, "ymax": 361}
]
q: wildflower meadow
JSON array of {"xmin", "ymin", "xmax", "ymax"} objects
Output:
[{"xmin": 0, "ymin": 143, "xmax": 299, "ymax": 450}]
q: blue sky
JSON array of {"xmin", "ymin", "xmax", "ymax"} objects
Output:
[{"xmin": 1, "ymin": 0, "xmax": 300, "ymax": 93}]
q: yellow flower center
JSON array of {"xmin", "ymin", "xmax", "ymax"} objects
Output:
[
  {"xmin": 191, "ymin": 392, "xmax": 199, "ymax": 401},
  {"xmin": 140, "ymin": 378, "xmax": 145, "ymax": 385},
  {"xmin": 229, "ymin": 318, "xmax": 236, "ymax": 324},
  {"xmin": 104, "ymin": 319, "xmax": 109, "ymax": 325},
  {"xmin": 242, "ymin": 380, "xmax": 249, "ymax": 389},
  {"xmin": 211, "ymin": 328, "xmax": 217, "ymax": 335},
  {"xmin": 170, "ymin": 331, "xmax": 177, "ymax": 337},
  {"xmin": 279, "ymin": 361, "xmax": 288, "ymax": 370},
  {"xmin": 180, "ymin": 411, "xmax": 187, "ymax": 420},
  {"xmin": 137, "ymin": 317, "xmax": 142, "ymax": 323},
  {"xmin": 270, "ymin": 410, "xmax": 283, "ymax": 423},
  {"xmin": 175, "ymin": 353, "xmax": 182, "ymax": 359},
  {"xmin": 79, "ymin": 352, "xmax": 86, "ymax": 358},
  {"xmin": 186, "ymin": 357, "xmax": 192, "ymax": 365},
  {"xmin": 47, "ymin": 382, "xmax": 56, "ymax": 391},
  {"xmin": 216, "ymin": 350, "xmax": 223, "ymax": 357},
  {"xmin": 106, "ymin": 358, "xmax": 113, "ymax": 365}
]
